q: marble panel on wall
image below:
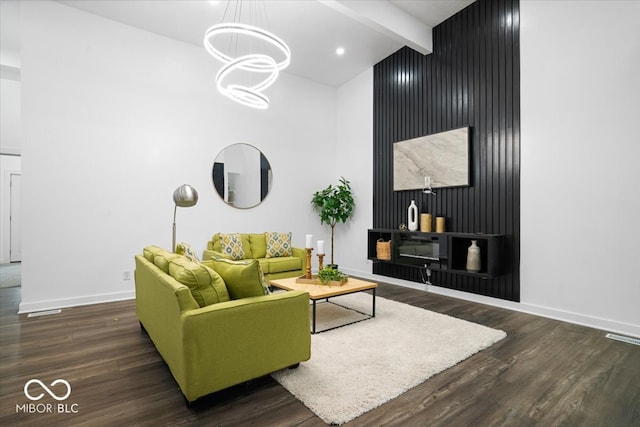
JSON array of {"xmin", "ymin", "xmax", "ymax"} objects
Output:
[{"xmin": 393, "ymin": 127, "xmax": 469, "ymax": 191}]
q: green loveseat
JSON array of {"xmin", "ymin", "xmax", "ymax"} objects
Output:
[
  {"xmin": 202, "ymin": 233, "xmax": 306, "ymax": 280},
  {"xmin": 135, "ymin": 246, "xmax": 311, "ymax": 404}
]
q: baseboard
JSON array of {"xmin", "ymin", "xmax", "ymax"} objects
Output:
[
  {"xmin": 343, "ymin": 267, "xmax": 640, "ymax": 339},
  {"xmin": 18, "ymin": 290, "xmax": 135, "ymax": 314},
  {"xmin": 15, "ymin": 270, "xmax": 639, "ymax": 339}
]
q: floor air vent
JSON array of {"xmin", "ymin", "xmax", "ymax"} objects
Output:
[
  {"xmin": 27, "ymin": 309, "xmax": 62, "ymax": 317},
  {"xmin": 605, "ymin": 333, "xmax": 640, "ymax": 346}
]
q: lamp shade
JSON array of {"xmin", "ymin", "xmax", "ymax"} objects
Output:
[
  {"xmin": 173, "ymin": 184, "xmax": 198, "ymax": 207},
  {"xmin": 172, "ymin": 184, "xmax": 198, "ymax": 252}
]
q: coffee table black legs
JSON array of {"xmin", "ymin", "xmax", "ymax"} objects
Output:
[
  {"xmin": 310, "ymin": 290, "xmax": 376, "ymax": 334},
  {"xmin": 312, "ymin": 300, "xmax": 317, "ymax": 334},
  {"xmin": 372, "ymin": 288, "xmax": 376, "ymax": 317}
]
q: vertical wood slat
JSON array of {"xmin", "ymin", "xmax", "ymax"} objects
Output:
[{"xmin": 372, "ymin": 0, "xmax": 520, "ymax": 302}]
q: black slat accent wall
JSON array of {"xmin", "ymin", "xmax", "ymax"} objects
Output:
[{"xmin": 373, "ymin": 0, "xmax": 520, "ymax": 301}]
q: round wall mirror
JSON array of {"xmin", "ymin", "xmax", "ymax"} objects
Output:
[{"xmin": 212, "ymin": 143, "xmax": 273, "ymax": 209}]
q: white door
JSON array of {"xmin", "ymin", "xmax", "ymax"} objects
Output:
[{"xmin": 9, "ymin": 173, "xmax": 21, "ymax": 262}]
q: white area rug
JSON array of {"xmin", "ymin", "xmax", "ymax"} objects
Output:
[{"xmin": 272, "ymin": 293, "xmax": 506, "ymax": 425}]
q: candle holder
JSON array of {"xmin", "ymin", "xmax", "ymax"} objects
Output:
[
  {"xmin": 305, "ymin": 248, "xmax": 313, "ymax": 279},
  {"xmin": 295, "ymin": 250, "xmax": 347, "ymax": 286}
]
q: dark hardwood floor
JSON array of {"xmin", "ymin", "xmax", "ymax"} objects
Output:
[{"xmin": 1, "ymin": 283, "xmax": 638, "ymax": 426}]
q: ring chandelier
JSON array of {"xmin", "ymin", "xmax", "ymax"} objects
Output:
[{"xmin": 204, "ymin": 23, "xmax": 291, "ymax": 109}]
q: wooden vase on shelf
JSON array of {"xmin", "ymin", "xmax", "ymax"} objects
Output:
[{"xmin": 420, "ymin": 214, "xmax": 432, "ymax": 232}]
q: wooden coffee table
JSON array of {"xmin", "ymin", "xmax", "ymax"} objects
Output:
[{"xmin": 269, "ymin": 277, "xmax": 378, "ymax": 334}]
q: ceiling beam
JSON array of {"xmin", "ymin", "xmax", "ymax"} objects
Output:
[{"xmin": 319, "ymin": 0, "xmax": 433, "ymax": 55}]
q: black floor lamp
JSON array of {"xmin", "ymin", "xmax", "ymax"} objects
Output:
[{"xmin": 172, "ymin": 184, "xmax": 198, "ymax": 252}]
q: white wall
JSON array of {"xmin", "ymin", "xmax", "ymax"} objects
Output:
[
  {"xmin": 0, "ymin": 49, "xmax": 21, "ymax": 69},
  {"xmin": 19, "ymin": 1, "xmax": 337, "ymax": 312},
  {"xmin": 337, "ymin": 2, "xmax": 640, "ymax": 338},
  {"xmin": 520, "ymin": 1, "xmax": 640, "ymax": 336},
  {"xmin": 334, "ymin": 68, "xmax": 373, "ymax": 273}
]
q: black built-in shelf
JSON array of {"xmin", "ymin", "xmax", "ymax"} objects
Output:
[
  {"xmin": 372, "ymin": 0, "xmax": 520, "ymax": 301},
  {"xmin": 368, "ymin": 229, "xmax": 503, "ymax": 279}
]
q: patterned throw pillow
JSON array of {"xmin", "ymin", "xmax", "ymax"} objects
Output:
[
  {"xmin": 175, "ymin": 242, "xmax": 199, "ymax": 263},
  {"xmin": 219, "ymin": 233, "xmax": 245, "ymax": 260},
  {"xmin": 257, "ymin": 263, "xmax": 271, "ymax": 295},
  {"xmin": 265, "ymin": 232, "xmax": 292, "ymax": 258}
]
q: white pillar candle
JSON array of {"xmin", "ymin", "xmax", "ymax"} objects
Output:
[
  {"xmin": 305, "ymin": 234, "xmax": 313, "ymax": 249},
  {"xmin": 317, "ymin": 240, "xmax": 325, "ymax": 254}
]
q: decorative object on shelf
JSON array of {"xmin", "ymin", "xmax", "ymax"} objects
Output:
[
  {"xmin": 171, "ymin": 184, "xmax": 198, "ymax": 252},
  {"xmin": 408, "ymin": 200, "xmax": 419, "ymax": 231},
  {"xmin": 203, "ymin": 1, "xmax": 291, "ymax": 109},
  {"xmin": 311, "ymin": 177, "xmax": 355, "ymax": 268},
  {"xmin": 305, "ymin": 234, "xmax": 313, "ymax": 249},
  {"xmin": 376, "ymin": 238, "xmax": 391, "ymax": 261},
  {"xmin": 422, "ymin": 176, "xmax": 436, "ymax": 196},
  {"xmin": 466, "ymin": 240, "xmax": 481, "ymax": 272},
  {"xmin": 317, "ymin": 266, "xmax": 348, "ymax": 286},
  {"xmin": 399, "ymin": 223, "xmax": 407, "ymax": 230},
  {"xmin": 367, "ymin": 229, "xmax": 504, "ymax": 279},
  {"xmin": 420, "ymin": 213, "xmax": 432, "ymax": 232},
  {"xmin": 436, "ymin": 216, "xmax": 446, "ymax": 233}
]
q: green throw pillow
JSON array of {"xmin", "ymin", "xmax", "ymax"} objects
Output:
[
  {"xmin": 204, "ymin": 257, "xmax": 268, "ymax": 299},
  {"xmin": 219, "ymin": 233, "xmax": 245, "ymax": 260},
  {"xmin": 143, "ymin": 245, "xmax": 170, "ymax": 262},
  {"xmin": 265, "ymin": 232, "xmax": 292, "ymax": 258},
  {"xmin": 168, "ymin": 257, "xmax": 230, "ymax": 307},
  {"xmin": 175, "ymin": 242, "xmax": 199, "ymax": 263},
  {"xmin": 249, "ymin": 233, "xmax": 267, "ymax": 259},
  {"xmin": 154, "ymin": 253, "xmax": 183, "ymax": 274}
]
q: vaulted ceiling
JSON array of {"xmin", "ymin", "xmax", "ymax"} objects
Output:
[{"xmin": 1, "ymin": 0, "xmax": 474, "ymax": 87}]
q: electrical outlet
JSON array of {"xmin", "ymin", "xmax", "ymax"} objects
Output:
[{"xmin": 122, "ymin": 271, "xmax": 131, "ymax": 281}]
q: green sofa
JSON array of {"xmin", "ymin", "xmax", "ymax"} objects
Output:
[
  {"xmin": 135, "ymin": 246, "xmax": 311, "ymax": 404},
  {"xmin": 202, "ymin": 233, "xmax": 306, "ymax": 280}
]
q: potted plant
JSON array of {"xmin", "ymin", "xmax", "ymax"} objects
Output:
[
  {"xmin": 311, "ymin": 177, "xmax": 355, "ymax": 268},
  {"xmin": 317, "ymin": 266, "xmax": 348, "ymax": 286}
]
